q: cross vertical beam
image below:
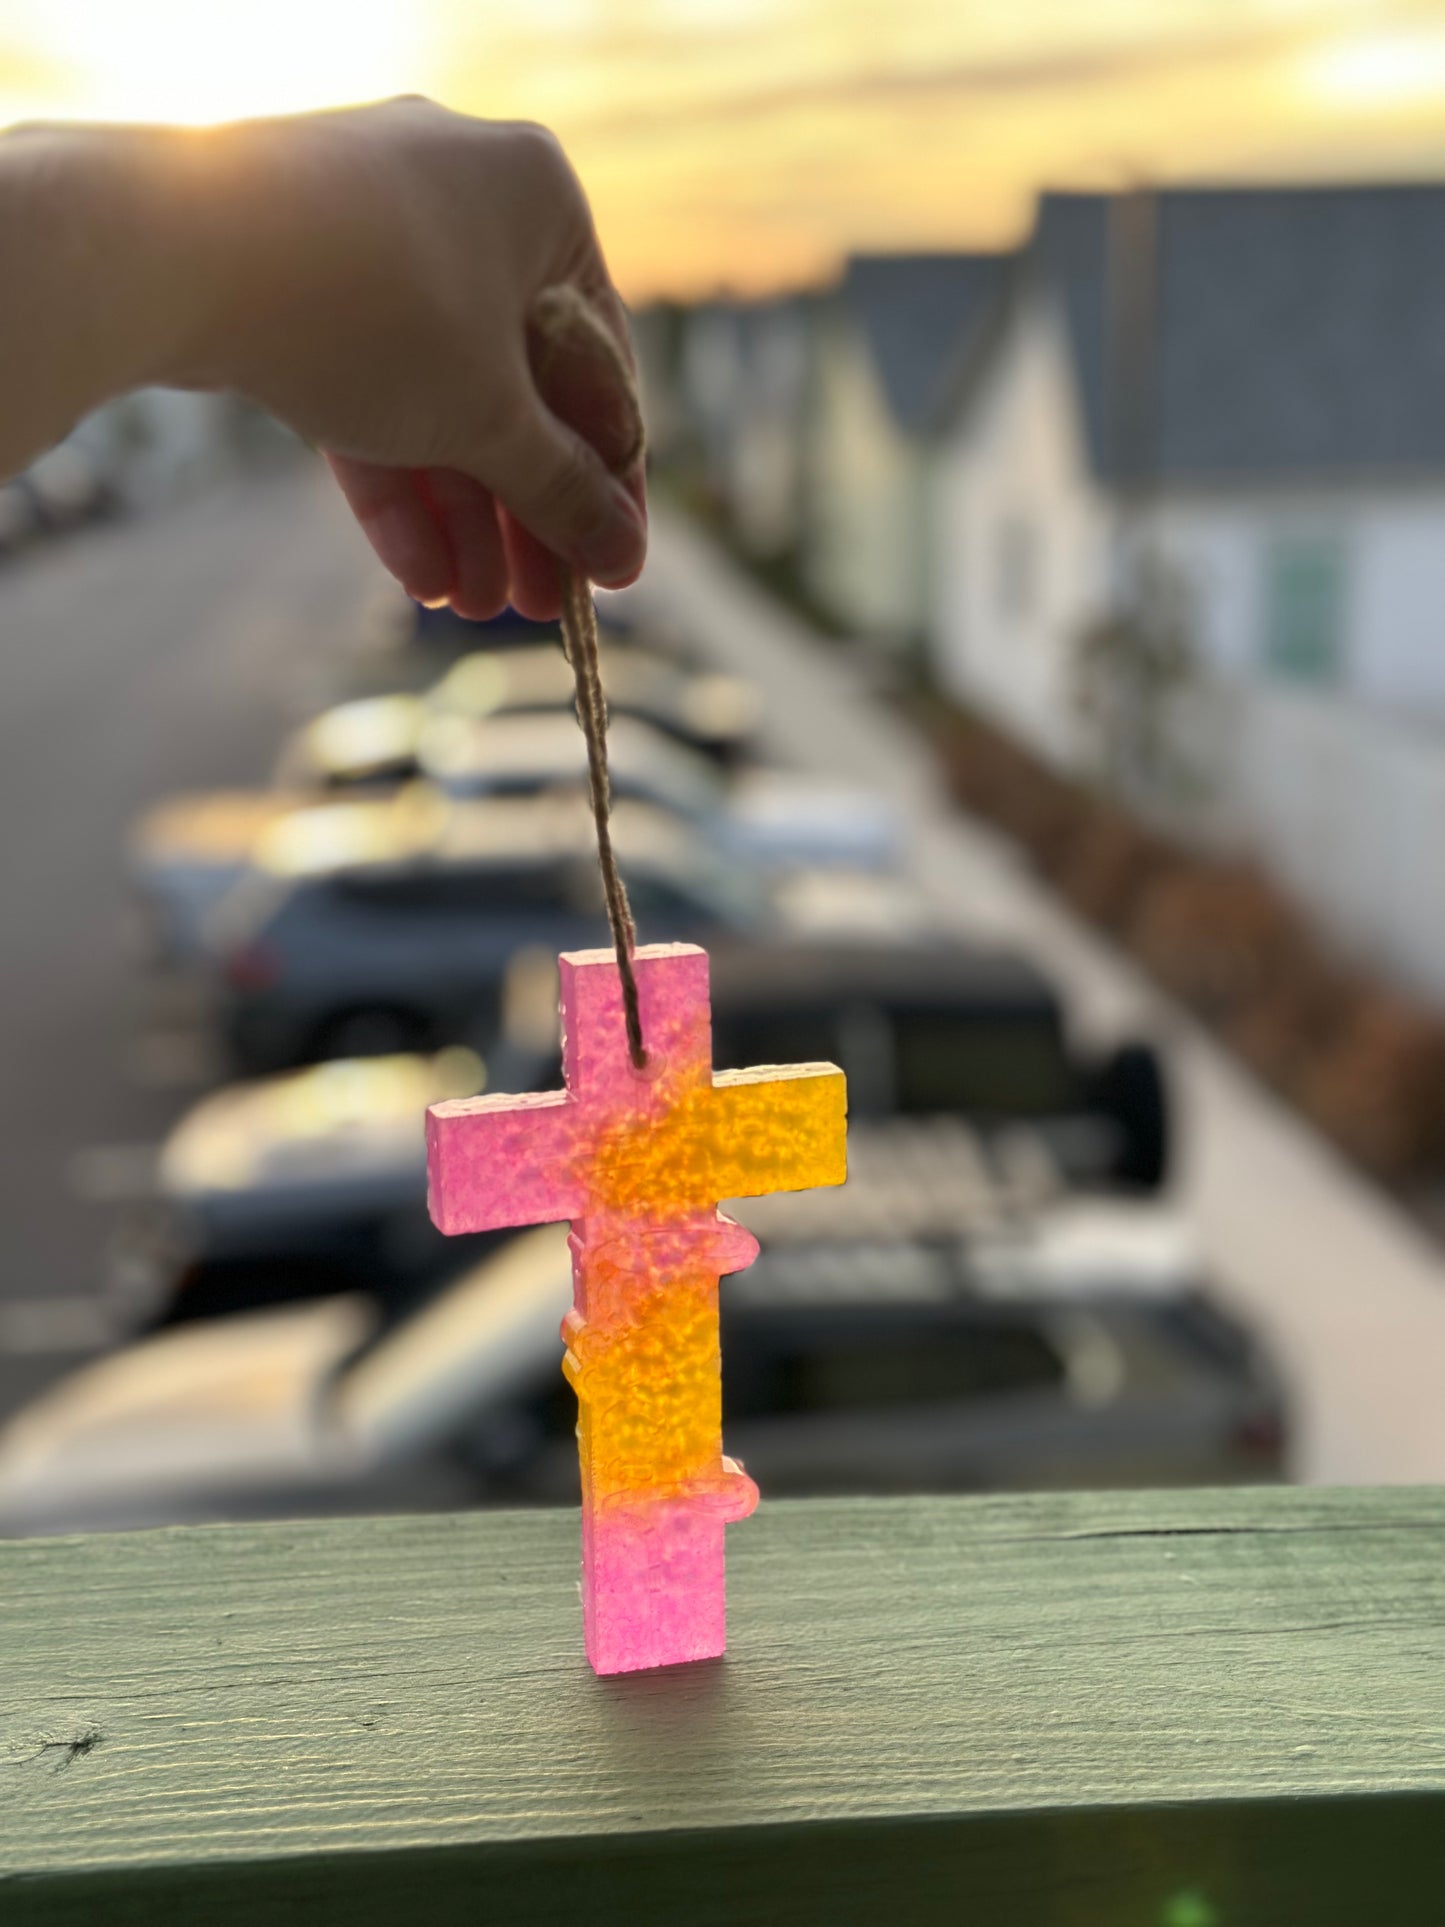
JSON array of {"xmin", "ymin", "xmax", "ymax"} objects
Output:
[{"xmin": 427, "ymin": 942, "xmax": 846, "ymax": 1673}]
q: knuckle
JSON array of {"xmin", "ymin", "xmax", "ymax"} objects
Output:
[{"xmin": 507, "ymin": 120, "xmax": 583, "ymax": 198}]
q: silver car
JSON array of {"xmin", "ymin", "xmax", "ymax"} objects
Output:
[
  {"xmin": 107, "ymin": 942, "xmax": 1166, "ymax": 1328},
  {"xmin": 0, "ymin": 1198, "xmax": 1287, "ymax": 1538},
  {"xmin": 417, "ymin": 710, "xmax": 900, "ymax": 872},
  {"xmin": 274, "ymin": 642, "xmax": 763, "ymax": 788},
  {"xmin": 209, "ymin": 794, "xmax": 931, "ymax": 1071}
]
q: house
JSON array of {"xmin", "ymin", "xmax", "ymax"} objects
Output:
[
  {"xmin": 802, "ymin": 252, "xmax": 1009, "ymax": 647},
  {"xmin": 664, "ymin": 295, "xmax": 818, "ymax": 560},
  {"xmin": 75, "ymin": 388, "xmax": 296, "ymax": 508},
  {"xmin": 629, "ymin": 300, "xmax": 691, "ymax": 469},
  {"xmin": 929, "ymin": 184, "xmax": 1445, "ymax": 1003}
]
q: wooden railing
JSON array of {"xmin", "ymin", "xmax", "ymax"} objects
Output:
[{"xmin": 5, "ymin": 1487, "xmax": 1445, "ymax": 1923}]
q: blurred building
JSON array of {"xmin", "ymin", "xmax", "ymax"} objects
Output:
[
  {"xmin": 76, "ymin": 388, "xmax": 300, "ymax": 510},
  {"xmin": 927, "ymin": 184, "xmax": 1445, "ymax": 1002},
  {"xmin": 803, "ymin": 251, "xmax": 1009, "ymax": 648},
  {"xmin": 655, "ymin": 294, "xmax": 818, "ymax": 561}
]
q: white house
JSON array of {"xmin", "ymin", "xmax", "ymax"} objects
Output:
[
  {"xmin": 929, "ymin": 185, "xmax": 1445, "ymax": 1004},
  {"xmin": 801, "ymin": 252, "xmax": 1008, "ymax": 646}
]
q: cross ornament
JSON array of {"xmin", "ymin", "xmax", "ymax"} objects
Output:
[{"xmin": 426, "ymin": 941, "xmax": 847, "ymax": 1675}]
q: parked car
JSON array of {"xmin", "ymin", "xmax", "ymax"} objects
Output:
[
  {"xmin": 274, "ymin": 644, "xmax": 762, "ymax": 790},
  {"xmin": 107, "ymin": 1048, "xmax": 502, "ymax": 1330},
  {"xmin": 0, "ymin": 478, "xmax": 41, "ymax": 555},
  {"xmin": 26, "ymin": 443, "xmax": 116, "ymax": 529},
  {"xmin": 128, "ymin": 788, "xmax": 315, "ymax": 961},
  {"xmin": 105, "ymin": 939, "xmax": 1166, "ymax": 1331},
  {"xmin": 209, "ymin": 795, "xmax": 931, "ymax": 1072},
  {"xmin": 418, "ymin": 710, "xmax": 899, "ymax": 871},
  {"xmin": 707, "ymin": 942, "xmax": 1169, "ymax": 1187},
  {"xmin": 0, "ymin": 443, "xmax": 115, "ymax": 559},
  {"xmin": 128, "ymin": 719, "xmax": 890, "ymax": 962},
  {"xmin": 0, "ymin": 1198, "xmax": 1286, "ymax": 1538}
]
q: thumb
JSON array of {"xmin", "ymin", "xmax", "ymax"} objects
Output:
[{"xmin": 488, "ymin": 390, "xmax": 646, "ymax": 585}]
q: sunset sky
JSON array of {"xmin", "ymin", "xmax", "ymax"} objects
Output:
[{"xmin": 3, "ymin": 0, "xmax": 1445, "ymax": 297}]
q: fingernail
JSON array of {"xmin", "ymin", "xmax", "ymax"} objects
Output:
[
  {"xmin": 578, "ymin": 482, "xmax": 647, "ymax": 584},
  {"xmin": 367, "ymin": 503, "xmax": 454, "ymax": 605}
]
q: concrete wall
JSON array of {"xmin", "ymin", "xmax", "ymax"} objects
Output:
[
  {"xmin": 1226, "ymin": 687, "xmax": 1445, "ymax": 1002},
  {"xmin": 1146, "ymin": 488, "xmax": 1445, "ymax": 999}
]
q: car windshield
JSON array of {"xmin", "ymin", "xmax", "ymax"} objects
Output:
[
  {"xmin": 723, "ymin": 1311, "xmax": 1065, "ymax": 1418},
  {"xmin": 712, "ymin": 1001, "xmax": 1076, "ymax": 1115},
  {"xmin": 892, "ymin": 1009, "xmax": 1075, "ymax": 1115},
  {"xmin": 632, "ymin": 845, "xmax": 773, "ymax": 931}
]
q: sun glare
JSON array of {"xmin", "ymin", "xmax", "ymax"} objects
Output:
[
  {"xmin": 1303, "ymin": 28, "xmax": 1445, "ymax": 109},
  {"xmin": 6, "ymin": 0, "xmax": 426, "ymax": 126}
]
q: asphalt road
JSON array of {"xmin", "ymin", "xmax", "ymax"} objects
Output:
[{"xmin": 0, "ymin": 464, "xmax": 376, "ymax": 1420}]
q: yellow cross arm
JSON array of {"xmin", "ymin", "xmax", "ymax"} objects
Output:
[{"xmin": 705, "ymin": 1062, "xmax": 847, "ymax": 1202}]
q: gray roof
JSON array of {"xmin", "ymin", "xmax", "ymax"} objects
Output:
[
  {"xmin": 1030, "ymin": 194, "xmax": 1112, "ymax": 473},
  {"xmin": 1032, "ymin": 184, "xmax": 1445, "ymax": 484},
  {"xmin": 840, "ymin": 252, "xmax": 1011, "ymax": 434}
]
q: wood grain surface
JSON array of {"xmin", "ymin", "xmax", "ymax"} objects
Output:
[{"xmin": 5, "ymin": 1488, "xmax": 1445, "ymax": 1923}]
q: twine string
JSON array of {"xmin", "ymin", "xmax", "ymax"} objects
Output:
[{"xmin": 529, "ymin": 286, "xmax": 648, "ymax": 1069}]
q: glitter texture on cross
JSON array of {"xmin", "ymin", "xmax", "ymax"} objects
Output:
[{"xmin": 426, "ymin": 941, "xmax": 847, "ymax": 1676}]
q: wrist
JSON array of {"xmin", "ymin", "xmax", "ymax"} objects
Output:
[{"xmin": 0, "ymin": 124, "xmax": 225, "ymax": 403}]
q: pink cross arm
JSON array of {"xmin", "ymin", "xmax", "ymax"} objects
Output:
[{"xmin": 426, "ymin": 1089, "xmax": 586, "ymax": 1235}]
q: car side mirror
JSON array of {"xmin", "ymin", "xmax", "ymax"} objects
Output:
[{"xmin": 1085, "ymin": 1041, "xmax": 1170, "ymax": 1192}]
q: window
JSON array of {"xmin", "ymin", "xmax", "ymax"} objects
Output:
[
  {"xmin": 724, "ymin": 1315, "xmax": 1063, "ymax": 1420},
  {"xmin": 892, "ymin": 1010, "xmax": 1075, "ymax": 1117},
  {"xmin": 338, "ymin": 866, "xmax": 571, "ymax": 916},
  {"xmin": 626, "ymin": 875, "xmax": 712, "ymax": 934},
  {"xmin": 1262, "ymin": 535, "xmax": 1348, "ymax": 685},
  {"xmin": 712, "ymin": 1010, "xmax": 841, "ymax": 1072}
]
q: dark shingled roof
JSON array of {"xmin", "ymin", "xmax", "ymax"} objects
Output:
[
  {"xmin": 1031, "ymin": 184, "xmax": 1445, "ymax": 484},
  {"xmin": 1030, "ymin": 194, "xmax": 1112, "ymax": 474},
  {"xmin": 839, "ymin": 252, "xmax": 1011, "ymax": 434}
]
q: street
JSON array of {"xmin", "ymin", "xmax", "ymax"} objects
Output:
[
  {"xmin": 2, "ymin": 466, "xmax": 1445, "ymax": 1483},
  {"xmin": 0, "ymin": 467, "xmax": 374, "ymax": 1420}
]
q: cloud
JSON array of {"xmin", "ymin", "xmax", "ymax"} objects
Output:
[{"xmin": 561, "ymin": 5, "xmax": 1405, "ymax": 150}]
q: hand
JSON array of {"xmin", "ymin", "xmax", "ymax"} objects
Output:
[{"xmin": 176, "ymin": 101, "xmax": 648, "ymax": 619}]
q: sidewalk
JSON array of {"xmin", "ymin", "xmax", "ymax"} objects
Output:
[{"xmin": 637, "ymin": 508, "xmax": 1445, "ymax": 1484}]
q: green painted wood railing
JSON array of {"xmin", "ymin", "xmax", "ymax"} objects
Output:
[{"xmin": 5, "ymin": 1488, "xmax": 1445, "ymax": 1924}]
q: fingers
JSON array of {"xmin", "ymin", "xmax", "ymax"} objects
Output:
[
  {"xmin": 496, "ymin": 475, "xmax": 645, "ymax": 621},
  {"xmin": 488, "ymin": 391, "xmax": 647, "ymax": 588},
  {"xmin": 415, "ymin": 468, "xmax": 509, "ymax": 620},
  {"xmin": 325, "ymin": 454, "xmax": 453, "ymax": 607},
  {"xmin": 526, "ymin": 287, "xmax": 642, "ymax": 475},
  {"xmin": 496, "ymin": 504, "xmax": 563, "ymax": 621},
  {"xmin": 327, "ymin": 457, "xmax": 511, "ymax": 621}
]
